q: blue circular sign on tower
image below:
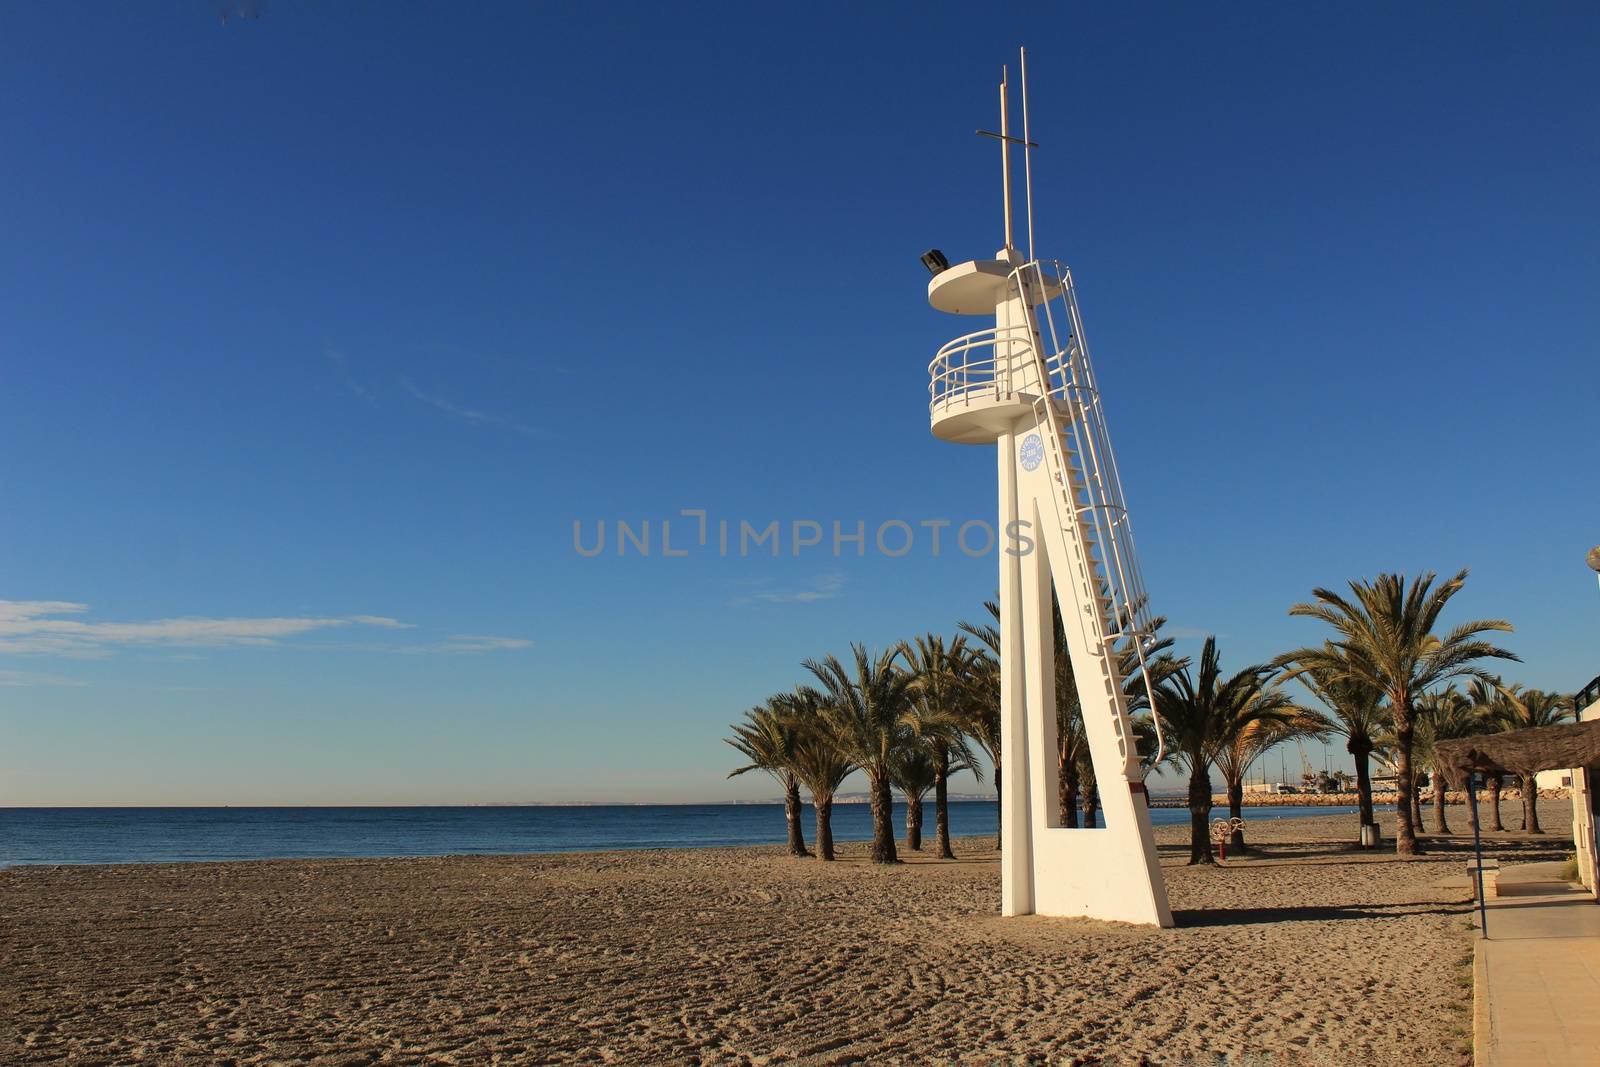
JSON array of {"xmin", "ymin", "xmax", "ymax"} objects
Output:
[{"xmin": 1019, "ymin": 434, "xmax": 1044, "ymax": 471}]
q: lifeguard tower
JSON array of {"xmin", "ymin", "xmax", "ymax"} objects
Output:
[{"xmin": 923, "ymin": 51, "xmax": 1173, "ymax": 927}]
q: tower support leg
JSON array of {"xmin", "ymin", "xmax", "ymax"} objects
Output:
[{"xmin": 997, "ymin": 430, "xmax": 1033, "ymax": 916}]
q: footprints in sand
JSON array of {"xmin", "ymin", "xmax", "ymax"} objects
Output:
[{"xmin": 1, "ymin": 818, "xmax": 1482, "ymax": 1065}]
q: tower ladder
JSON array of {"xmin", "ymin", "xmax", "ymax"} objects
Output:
[{"xmin": 1010, "ymin": 258, "xmax": 1166, "ymax": 771}]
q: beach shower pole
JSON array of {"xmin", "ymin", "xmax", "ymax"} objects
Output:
[{"xmin": 1468, "ymin": 772, "xmax": 1488, "ymax": 938}]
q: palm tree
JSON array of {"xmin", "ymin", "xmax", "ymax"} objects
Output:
[
  {"xmin": 1288, "ymin": 654, "xmax": 1388, "ymax": 836},
  {"xmin": 782, "ymin": 687, "xmax": 855, "ymax": 861},
  {"xmin": 1501, "ymin": 688, "xmax": 1572, "ymax": 833},
  {"xmin": 892, "ymin": 747, "xmax": 934, "ymax": 850},
  {"xmin": 1277, "ymin": 570, "xmax": 1518, "ymax": 856},
  {"xmin": 1372, "ymin": 721, "xmax": 1430, "ymax": 831},
  {"xmin": 725, "ymin": 697, "xmax": 809, "ymax": 857},
  {"xmin": 892, "ymin": 746, "xmax": 976, "ymax": 851},
  {"xmin": 1040, "ymin": 595, "xmax": 1094, "ymax": 827},
  {"xmin": 1071, "ymin": 613, "xmax": 1180, "ymax": 830},
  {"xmin": 1414, "ymin": 687, "xmax": 1482, "ymax": 834},
  {"xmin": 1465, "ymin": 678, "xmax": 1513, "ymax": 830},
  {"xmin": 958, "ymin": 606, "xmax": 1003, "ymax": 844},
  {"xmin": 1154, "ymin": 637, "xmax": 1296, "ymax": 864},
  {"xmin": 805, "ymin": 644, "xmax": 915, "ymax": 864},
  {"xmin": 1060, "ymin": 705, "xmax": 1090, "ymax": 826},
  {"xmin": 1213, "ymin": 700, "xmax": 1329, "ymax": 851},
  {"xmin": 999, "ymin": 594, "xmax": 1177, "ymax": 830},
  {"xmin": 1045, "ymin": 595, "xmax": 1098, "ymax": 828},
  {"xmin": 897, "ymin": 634, "xmax": 982, "ymax": 859},
  {"xmin": 961, "ymin": 597, "xmax": 1175, "ymax": 838}
]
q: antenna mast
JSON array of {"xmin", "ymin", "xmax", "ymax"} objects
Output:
[
  {"xmin": 1019, "ymin": 46, "xmax": 1035, "ymax": 260},
  {"xmin": 999, "ymin": 65, "xmax": 1012, "ymax": 251},
  {"xmin": 977, "ymin": 53, "xmax": 1039, "ymax": 256}
]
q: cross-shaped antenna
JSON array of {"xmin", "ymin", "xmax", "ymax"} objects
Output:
[
  {"xmin": 974, "ymin": 49, "xmax": 1039, "ymax": 258},
  {"xmin": 976, "ymin": 130, "xmax": 1039, "ymax": 146}
]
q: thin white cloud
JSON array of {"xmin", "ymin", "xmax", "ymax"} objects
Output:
[
  {"xmin": 742, "ymin": 572, "xmax": 845, "ymax": 605},
  {"xmin": 391, "ymin": 634, "xmax": 534, "ymax": 654},
  {"xmin": 326, "ymin": 346, "xmax": 376, "ymax": 404},
  {"xmin": 0, "ymin": 669, "xmax": 88, "ymax": 687},
  {"xmin": 348, "ymin": 615, "xmax": 414, "ymax": 630},
  {"xmin": 401, "ymin": 378, "xmax": 539, "ymax": 437},
  {"xmin": 0, "ymin": 600, "xmax": 86, "ymax": 618},
  {"xmin": 0, "ymin": 601, "xmax": 413, "ymax": 657}
]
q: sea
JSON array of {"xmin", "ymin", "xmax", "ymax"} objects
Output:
[{"xmin": 0, "ymin": 803, "xmax": 1359, "ymax": 866}]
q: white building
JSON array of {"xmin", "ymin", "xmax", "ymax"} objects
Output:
[
  {"xmin": 1537, "ymin": 768, "xmax": 1574, "ymax": 790},
  {"xmin": 1568, "ymin": 674, "xmax": 1600, "ymax": 895}
]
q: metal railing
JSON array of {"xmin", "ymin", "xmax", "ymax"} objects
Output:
[
  {"xmin": 1023, "ymin": 259, "xmax": 1160, "ymax": 650},
  {"xmin": 927, "ymin": 258, "xmax": 1167, "ymax": 769},
  {"xmin": 928, "ymin": 324, "xmax": 1066, "ymax": 414},
  {"xmin": 1577, "ymin": 674, "xmax": 1600, "ymax": 717}
]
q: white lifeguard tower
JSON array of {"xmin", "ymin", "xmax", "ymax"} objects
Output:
[{"xmin": 924, "ymin": 51, "xmax": 1173, "ymax": 927}]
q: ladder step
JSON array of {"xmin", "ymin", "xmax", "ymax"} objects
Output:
[{"xmin": 1052, "ymin": 459, "xmax": 1086, "ymax": 482}]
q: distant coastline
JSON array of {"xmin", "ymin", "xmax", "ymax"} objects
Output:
[
  {"xmin": 1199, "ymin": 787, "xmax": 1572, "ymax": 810},
  {"xmin": 0, "ymin": 801, "xmax": 1356, "ymax": 867}
]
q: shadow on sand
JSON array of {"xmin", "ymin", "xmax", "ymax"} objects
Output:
[{"xmin": 1173, "ymin": 899, "xmax": 1464, "ymax": 928}]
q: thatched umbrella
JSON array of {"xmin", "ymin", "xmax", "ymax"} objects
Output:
[
  {"xmin": 1435, "ymin": 719, "xmax": 1600, "ymax": 936},
  {"xmin": 1434, "ymin": 719, "xmax": 1600, "ymax": 789}
]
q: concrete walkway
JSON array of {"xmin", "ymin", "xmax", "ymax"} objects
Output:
[{"xmin": 1474, "ymin": 862, "xmax": 1600, "ymax": 1066}]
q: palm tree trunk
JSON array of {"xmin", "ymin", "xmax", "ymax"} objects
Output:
[
  {"xmin": 1350, "ymin": 738, "xmax": 1375, "ymax": 830},
  {"xmin": 1188, "ymin": 766, "xmax": 1214, "ymax": 864},
  {"xmin": 1227, "ymin": 775, "xmax": 1247, "ymax": 852},
  {"xmin": 784, "ymin": 774, "xmax": 810, "ymax": 858},
  {"xmin": 1393, "ymin": 707, "xmax": 1422, "ymax": 856},
  {"xmin": 1082, "ymin": 783, "xmax": 1099, "ymax": 829},
  {"xmin": 1410, "ymin": 778, "xmax": 1424, "ymax": 833},
  {"xmin": 1431, "ymin": 763, "xmax": 1450, "ymax": 834},
  {"xmin": 1521, "ymin": 773, "xmax": 1542, "ymax": 833},
  {"xmin": 869, "ymin": 772, "xmax": 898, "ymax": 864},
  {"xmin": 1488, "ymin": 775, "xmax": 1505, "ymax": 831},
  {"xmin": 933, "ymin": 744, "xmax": 954, "ymax": 859},
  {"xmin": 1058, "ymin": 761, "xmax": 1079, "ymax": 828},
  {"xmin": 814, "ymin": 794, "xmax": 835, "ymax": 861},
  {"xmin": 906, "ymin": 793, "xmax": 924, "ymax": 851}
]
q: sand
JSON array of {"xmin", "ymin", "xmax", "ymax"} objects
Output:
[{"xmin": 1, "ymin": 801, "xmax": 1578, "ymax": 1065}]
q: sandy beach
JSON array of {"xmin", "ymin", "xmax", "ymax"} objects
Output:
[{"xmin": 1, "ymin": 801, "xmax": 1577, "ymax": 1065}]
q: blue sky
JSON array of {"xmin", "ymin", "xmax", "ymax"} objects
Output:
[{"xmin": 2, "ymin": 3, "xmax": 1596, "ymax": 804}]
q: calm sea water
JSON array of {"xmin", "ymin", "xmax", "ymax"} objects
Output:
[{"xmin": 0, "ymin": 803, "xmax": 1359, "ymax": 866}]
